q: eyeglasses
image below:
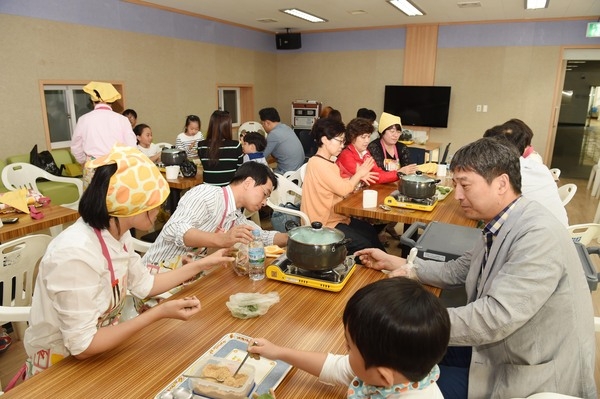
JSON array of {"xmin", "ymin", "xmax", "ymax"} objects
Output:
[{"xmin": 332, "ymin": 137, "xmax": 345, "ymax": 144}]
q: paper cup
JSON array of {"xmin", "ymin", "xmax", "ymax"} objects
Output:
[
  {"xmin": 363, "ymin": 189, "xmax": 378, "ymax": 208},
  {"xmin": 165, "ymin": 165, "xmax": 180, "ymax": 179},
  {"xmin": 436, "ymin": 163, "xmax": 447, "ymax": 177}
]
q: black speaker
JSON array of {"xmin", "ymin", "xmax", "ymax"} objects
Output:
[{"xmin": 276, "ymin": 33, "xmax": 301, "ymax": 50}]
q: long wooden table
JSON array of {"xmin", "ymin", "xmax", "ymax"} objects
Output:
[
  {"xmin": 163, "ymin": 171, "xmax": 204, "ymax": 212},
  {"xmin": 334, "ymin": 182, "xmax": 477, "ymax": 227},
  {"xmin": 2, "ymin": 263, "xmax": 439, "ymax": 398},
  {"xmin": 0, "ymin": 204, "xmax": 79, "ymax": 242}
]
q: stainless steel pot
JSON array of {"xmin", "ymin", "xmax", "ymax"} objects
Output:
[
  {"xmin": 161, "ymin": 147, "xmax": 187, "ymax": 166},
  {"xmin": 397, "ymin": 171, "xmax": 440, "ymax": 199},
  {"xmin": 286, "ymin": 221, "xmax": 351, "ymax": 271}
]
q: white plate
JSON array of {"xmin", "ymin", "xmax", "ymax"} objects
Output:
[{"xmin": 436, "ymin": 186, "xmax": 453, "ymax": 201}]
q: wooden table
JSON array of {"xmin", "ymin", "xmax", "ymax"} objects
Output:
[
  {"xmin": 0, "ymin": 205, "xmax": 79, "ymax": 242},
  {"xmin": 163, "ymin": 171, "xmax": 203, "ymax": 212},
  {"xmin": 1, "ymin": 263, "xmax": 438, "ymax": 398},
  {"xmin": 334, "ymin": 183, "xmax": 477, "ymax": 227}
]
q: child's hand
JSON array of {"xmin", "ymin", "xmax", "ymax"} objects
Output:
[
  {"xmin": 158, "ymin": 296, "xmax": 201, "ymax": 320},
  {"xmin": 192, "ymin": 248, "xmax": 234, "ymax": 271},
  {"xmin": 248, "ymin": 338, "xmax": 282, "ymax": 361}
]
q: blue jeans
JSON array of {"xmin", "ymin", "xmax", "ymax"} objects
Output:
[{"xmin": 437, "ymin": 346, "xmax": 471, "ymax": 399}]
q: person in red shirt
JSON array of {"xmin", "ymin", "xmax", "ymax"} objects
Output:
[{"xmin": 336, "ymin": 118, "xmax": 399, "ymax": 184}]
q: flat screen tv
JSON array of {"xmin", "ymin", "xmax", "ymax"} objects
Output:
[{"xmin": 383, "ymin": 85, "xmax": 451, "ymax": 128}]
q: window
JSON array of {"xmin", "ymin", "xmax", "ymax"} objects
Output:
[
  {"xmin": 218, "ymin": 87, "xmax": 241, "ymax": 127},
  {"xmin": 39, "ymin": 80, "xmax": 124, "ymax": 149}
]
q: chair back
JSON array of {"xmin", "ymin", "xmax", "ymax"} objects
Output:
[
  {"xmin": 238, "ymin": 121, "xmax": 266, "ymax": 141},
  {"xmin": 568, "ymin": 223, "xmax": 600, "ymax": 246},
  {"xmin": 440, "ymin": 143, "xmax": 451, "ymax": 164},
  {"xmin": 283, "ymin": 163, "xmax": 307, "ymax": 187},
  {"xmin": 549, "ymin": 168, "xmax": 561, "ymax": 181},
  {"xmin": 1, "ymin": 162, "xmax": 83, "ymax": 209},
  {"xmin": 557, "ymin": 183, "xmax": 577, "ymax": 206},
  {"xmin": 156, "ymin": 142, "xmax": 174, "ymax": 149},
  {"xmin": 267, "ymin": 174, "xmax": 310, "ymax": 226},
  {"xmin": 0, "ymin": 234, "xmax": 53, "ymax": 340}
]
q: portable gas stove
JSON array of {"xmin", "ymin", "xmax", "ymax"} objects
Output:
[
  {"xmin": 384, "ymin": 190, "xmax": 438, "ymax": 212},
  {"xmin": 266, "ymin": 254, "xmax": 356, "ymax": 292}
]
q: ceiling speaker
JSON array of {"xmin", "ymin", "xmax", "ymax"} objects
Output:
[{"xmin": 276, "ymin": 33, "xmax": 301, "ymax": 50}]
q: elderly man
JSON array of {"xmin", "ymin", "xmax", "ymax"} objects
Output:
[
  {"xmin": 258, "ymin": 107, "xmax": 305, "ymax": 174},
  {"xmin": 356, "ymin": 138, "xmax": 596, "ymax": 399}
]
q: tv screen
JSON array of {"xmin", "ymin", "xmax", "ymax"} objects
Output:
[{"xmin": 383, "ymin": 85, "xmax": 451, "ymax": 128}]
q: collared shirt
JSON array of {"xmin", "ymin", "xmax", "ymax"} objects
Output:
[
  {"xmin": 142, "ymin": 184, "xmax": 276, "ymax": 266},
  {"xmin": 481, "ymin": 196, "xmax": 523, "ymax": 269}
]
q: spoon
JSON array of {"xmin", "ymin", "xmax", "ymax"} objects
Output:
[
  {"xmin": 232, "ymin": 351, "xmax": 251, "ymax": 378},
  {"xmin": 183, "ymin": 373, "xmax": 225, "ymax": 383}
]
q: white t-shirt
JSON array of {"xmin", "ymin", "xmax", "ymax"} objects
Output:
[
  {"xmin": 24, "ymin": 219, "xmax": 154, "ymax": 359},
  {"xmin": 137, "ymin": 143, "xmax": 161, "ymax": 159},
  {"xmin": 319, "ymin": 354, "xmax": 444, "ymax": 398},
  {"xmin": 520, "ymin": 156, "xmax": 568, "ymax": 227},
  {"xmin": 176, "ymin": 131, "xmax": 204, "ymax": 159}
]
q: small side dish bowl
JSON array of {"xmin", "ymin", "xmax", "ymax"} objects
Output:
[{"xmin": 188, "ymin": 356, "xmax": 255, "ymax": 399}]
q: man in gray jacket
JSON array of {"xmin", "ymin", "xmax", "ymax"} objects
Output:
[{"xmin": 356, "ymin": 138, "xmax": 596, "ymax": 399}]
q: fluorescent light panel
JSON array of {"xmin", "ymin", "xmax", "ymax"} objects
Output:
[
  {"xmin": 280, "ymin": 8, "xmax": 327, "ymax": 23},
  {"xmin": 525, "ymin": 0, "xmax": 549, "ymax": 10},
  {"xmin": 388, "ymin": 0, "xmax": 425, "ymax": 16}
]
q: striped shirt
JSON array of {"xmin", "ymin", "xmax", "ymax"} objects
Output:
[
  {"xmin": 197, "ymin": 139, "xmax": 243, "ymax": 186},
  {"xmin": 141, "ymin": 184, "xmax": 276, "ymax": 266}
]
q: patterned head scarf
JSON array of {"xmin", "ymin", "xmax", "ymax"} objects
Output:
[
  {"xmin": 83, "ymin": 81, "xmax": 122, "ymax": 103},
  {"xmin": 86, "ymin": 145, "xmax": 170, "ymax": 217}
]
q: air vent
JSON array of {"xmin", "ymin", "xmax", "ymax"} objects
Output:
[
  {"xmin": 348, "ymin": 10, "xmax": 367, "ymax": 15},
  {"xmin": 257, "ymin": 18, "xmax": 278, "ymax": 23},
  {"xmin": 457, "ymin": 1, "xmax": 481, "ymax": 8}
]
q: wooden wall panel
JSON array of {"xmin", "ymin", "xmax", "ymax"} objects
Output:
[{"xmin": 403, "ymin": 25, "xmax": 438, "ymax": 85}]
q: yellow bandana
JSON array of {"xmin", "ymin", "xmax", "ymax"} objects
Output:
[
  {"xmin": 83, "ymin": 81, "xmax": 122, "ymax": 103},
  {"xmin": 86, "ymin": 145, "xmax": 170, "ymax": 217},
  {"xmin": 378, "ymin": 112, "xmax": 402, "ymax": 133}
]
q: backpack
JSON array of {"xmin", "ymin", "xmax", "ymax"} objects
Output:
[{"xmin": 30, "ymin": 145, "xmax": 62, "ymax": 176}]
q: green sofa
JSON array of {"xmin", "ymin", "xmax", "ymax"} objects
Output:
[{"xmin": 1, "ymin": 149, "xmax": 82, "ymax": 205}]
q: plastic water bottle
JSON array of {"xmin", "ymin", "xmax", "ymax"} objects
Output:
[{"xmin": 248, "ymin": 230, "xmax": 265, "ymax": 281}]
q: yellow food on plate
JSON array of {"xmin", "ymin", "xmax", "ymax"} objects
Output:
[
  {"xmin": 417, "ymin": 162, "xmax": 438, "ymax": 174},
  {"xmin": 201, "ymin": 364, "xmax": 248, "ymax": 388},
  {"xmin": 264, "ymin": 245, "xmax": 284, "ymax": 257}
]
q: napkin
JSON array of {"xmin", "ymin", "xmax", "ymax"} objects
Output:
[{"xmin": 0, "ymin": 188, "xmax": 30, "ymax": 213}]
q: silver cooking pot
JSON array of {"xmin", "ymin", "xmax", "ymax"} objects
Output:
[
  {"xmin": 286, "ymin": 221, "xmax": 351, "ymax": 271},
  {"xmin": 397, "ymin": 171, "xmax": 440, "ymax": 199},
  {"xmin": 161, "ymin": 147, "xmax": 187, "ymax": 166}
]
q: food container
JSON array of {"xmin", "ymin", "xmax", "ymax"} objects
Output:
[
  {"xmin": 286, "ymin": 221, "xmax": 351, "ymax": 271},
  {"xmin": 188, "ymin": 356, "xmax": 255, "ymax": 399},
  {"xmin": 397, "ymin": 171, "xmax": 440, "ymax": 199},
  {"xmin": 161, "ymin": 147, "xmax": 187, "ymax": 166}
]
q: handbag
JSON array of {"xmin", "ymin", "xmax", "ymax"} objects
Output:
[
  {"xmin": 180, "ymin": 159, "xmax": 197, "ymax": 178},
  {"xmin": 30, "ymin": 145, "xmax": 62, "ymax": 176}
]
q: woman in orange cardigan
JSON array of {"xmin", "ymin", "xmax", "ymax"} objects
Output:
[{"xmin": 336, "ymin": 118, "xmax": 399, "ymax": 184}]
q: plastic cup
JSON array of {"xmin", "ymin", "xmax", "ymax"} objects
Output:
[
  {"xmin": 362, "ymin": 189, "xmax": 378, "ymax": 208},
  {"xmin": 436, "ymin": 163, "xmax": 447, "ymax": 177},
  {"xmin": 165, "ymin": 165, "xmax": 180, "ymax": 179}
]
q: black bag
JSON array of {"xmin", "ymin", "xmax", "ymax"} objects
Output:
[
  {"xmin": 270, "ymin": 202, "xmax": 301, "ymax": 233},
  {"xmin": 180, "ymin": 159, "xmax": 198, "ymax": 178},
  {"xmin": 30, "ymin": 145, "xmax": 62, "ymax": 176}
]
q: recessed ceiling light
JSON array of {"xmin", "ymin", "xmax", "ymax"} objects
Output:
[
  {"xmin": 525, "ymin": 0, "xmax": 549, "ymax": 10},
  {"xmin": 387, "ymin": 0, "xmax": 425, "ymax": 16},
  {"xmin": 280, "ymin": 8, "xmax": 327, "ymax": 23}
]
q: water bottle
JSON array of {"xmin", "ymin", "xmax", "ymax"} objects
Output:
[{"xmin": 248, "ymin": 230, "xmax": 265, "ymax": 281}]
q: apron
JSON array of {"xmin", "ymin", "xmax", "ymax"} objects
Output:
[
  {"xmin": 381, "ymin": 139, "xmax": 400, "ymax": 171},
  {"xmin": 24, "ymin": 229, "xmax": 127, "ymax": 378}
]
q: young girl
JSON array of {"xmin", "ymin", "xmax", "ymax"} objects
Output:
[
  {"xmin": 23, "ymin": 145, "xmax": 233, "ymax": 377},
  {"xmin": 249, "ymin": 278, "xmax": 450, "ymax": 398},
  {"xmin": 134, "ymin": 123, "xmax": 161, "ymax": 163},
  {"xmin": 175, "ymin": 115, "xmax": 204, "ymax": 160}
]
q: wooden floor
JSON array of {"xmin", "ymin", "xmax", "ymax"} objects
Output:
[{"xmin": 1, "ymin": 177, "xmax": 599, "ymax": 392}]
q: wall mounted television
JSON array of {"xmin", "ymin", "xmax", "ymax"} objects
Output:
[{"xmin": 383, "ymin": 85, "xmax": 451, "ymax": 128}]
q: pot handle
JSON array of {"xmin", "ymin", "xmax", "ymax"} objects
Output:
[{"xmin": 332, "ymin": 238, "xmax": 352, "ymax": 251}]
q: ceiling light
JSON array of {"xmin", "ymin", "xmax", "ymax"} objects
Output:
[
  {"xmin": 387, "ymin": 0, "xmax": 425, "ymax": 16},
  {"xmin": 525, "ymin": 0, "xmax": 549, "ymax": 10},
  {"xmin": 280, "ymin": 8, "xmax": 327, "ymax": 23}
]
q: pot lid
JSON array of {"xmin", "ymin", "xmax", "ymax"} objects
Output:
[
  {"xmin": 288, "ymin": 221, "xmax": 345, "ymax": 245},
  {"xmin": 401, "ymin": 171, "xmax": 436, "ymax": 183},
  {"xmin": 162, "ymin": 147, "xmax": 185, "ymax": 154}
]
